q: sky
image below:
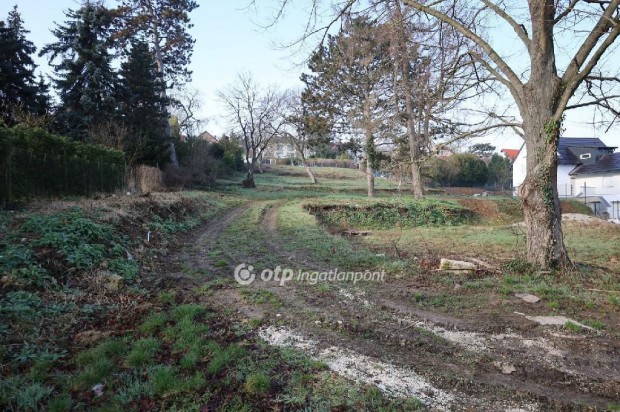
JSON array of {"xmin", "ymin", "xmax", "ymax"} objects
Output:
[{"xmin": 2, "ymin": 0, "xmax": 619, "ymax": 152}]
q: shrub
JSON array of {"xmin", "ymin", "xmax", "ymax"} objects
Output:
[
  {"xmin": 0, "ymin": 125, "xmax": 125, "ymax": 203},
  {"xmin": 244, "ymin": 373, "xmax": 270, "ymax": 395}
]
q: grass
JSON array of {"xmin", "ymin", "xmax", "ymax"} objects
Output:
[
  {"xmin": 139, "ymin": 312, "xmax": 168, "ymax": 334},
  {"xmin": 2, "ymin": 165, "xmax": 618, "ymax": 410},
  {"xmin": 240, "ymin": 289, "xmax": 283, "ymax": 306},
  {"xmin": 125, "ymin": 337, "xmax": 161, "ymax": 368},
  {"xmin": 244, "ymin": 373, "xmax": 271, "ymax": 395},
  {"xmin": 277, "ymin": 201, "xmax": 388, "ymax": 271},
  {"xmin": 564, "ymin": 321, "xmax": 583, "ymax": 332}
]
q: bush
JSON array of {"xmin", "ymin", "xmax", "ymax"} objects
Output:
[
  {"xmin": 0, "ymin": 124, "xmax": 125, "ymax": 203},
  {"xmin": 169, "ymin": 136, "xmax": 244, "ymax": 189}
]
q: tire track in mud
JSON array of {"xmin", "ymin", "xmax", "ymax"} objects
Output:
[
  {"xmin": 171, "ymin": 200, "xmax": 619, "ymax": 410},
  {"xmin": 251, "ymin": 201, "xmax": 620, "ymax": 410},
  {"xmin": 223, "ymin": 201, "xmax": 544, "ymax": 410},
  {"xmin": 165, "ymin": 203, "xmax": 253, "ymax": 284}
]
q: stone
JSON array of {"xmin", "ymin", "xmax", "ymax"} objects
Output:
[
  {"xmin": 493, "ymin": 361, "xmax": 516, "ymax": 374},
  {"xmin": 515, "ymin": 293, "xmax": 541, "ymax": 303},
  {"xmin": 92, "ymin": 383, "xmax": 105, "ymax": 397},
  {"xmin": 101, "ymin": 272, "xmax": 124, "ymax": 291},
  {"xmin": 439, "ymin": 259, "xmax": 477, "ymax": 274},
  {"xmin": 515, "ymin": 312, "xmax": 595, "ymax": 331}
]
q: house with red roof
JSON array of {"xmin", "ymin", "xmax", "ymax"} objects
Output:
[{"xmin": 501, "ymin": 148, "xmax": 520, "ymax": 163}]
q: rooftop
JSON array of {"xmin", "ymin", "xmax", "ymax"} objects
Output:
[
  {"xmin": 570, "ymin": 152, "xmax": 620, "ymax": 175},
  {"xmin": 558, "ymin": 137, "xmax": 615, "ymax": 165}
]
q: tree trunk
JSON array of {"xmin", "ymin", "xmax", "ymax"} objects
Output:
[
  {"xmin": 305, "ymin": 165, "xmax": 318, "ymax": 184},
  {"xmin": 519, "ymin": 98, "xmax": 570, "ymax": 269},
  {"xmin": 410, "ymin": 160, "xmax": 424, "ymax": 197},
  {"xmin": 298, "ymin": 150, "xmax": 318, "ymax": 184},
  {"xmin": 393, "ymin": 0, "xmax": 424, "ymax": 198},
  {"xmin": 516, "ymin": 2, "xmax": 570, "ymax": 269},
  {"xmin": 152, "ymin": 26, "xmax": 178, "ymax": 167},
  {"xmin": 366, "ymin": 155, "xmax": 375, "ymax": 198},
  {"xmin": 363, "ymin": 102, "xmax": 375, "ymax": 198}
]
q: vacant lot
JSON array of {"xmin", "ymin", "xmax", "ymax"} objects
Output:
[{"xmin": 1, "ymin": 166, "xmax": 619, "ymax": 411}]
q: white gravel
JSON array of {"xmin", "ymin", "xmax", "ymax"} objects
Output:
[{"xmin": 258, "ymin": 326, "xmax": 455, "ymax": 410}]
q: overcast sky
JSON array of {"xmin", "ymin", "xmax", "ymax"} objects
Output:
[{"xmin": 2, "ymin": 1, "xmax": 618, "ymax": 151}]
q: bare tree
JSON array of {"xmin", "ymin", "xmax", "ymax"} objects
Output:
[
  {"xmin": 283, "ymin": 91, "xmax": 320, "ymax": 184},
  {"xmin": 170, "ymin": 86, "xmax": 207, "ymax": 140},
  {"xmin": 87, "ymin": 120, "xmax": 146, "ymax": 167},
  {"xmin": 396, "ymin": 0, "xmax": 620, "ymax": 268},
  {"xmin": 218, "ymin": 72, "xmax": 288, "ymax": 186},
  {"xmin": 257, "ymin": 0, "xmax": 620, "ymax": 269}
]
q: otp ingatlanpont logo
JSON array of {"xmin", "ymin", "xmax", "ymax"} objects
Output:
[{"xmin": 234, "ymin": 263, "xmax": 255, "ymax": 285}]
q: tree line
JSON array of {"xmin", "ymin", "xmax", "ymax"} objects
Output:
[{"xmin": 1, "ymin": 1, "xmax": 243, "ymax": 185}]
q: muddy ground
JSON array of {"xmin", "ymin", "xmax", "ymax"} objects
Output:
[{"xmin": 156, "ymin": 197, "xmax": 620, "ymax": 411}]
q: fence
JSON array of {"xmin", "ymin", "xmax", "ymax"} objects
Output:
[
  {"xmin": 264, "ymin": 157, "xmax": 358, "ymax": 169},
  {"xmin": 1, "ymin": 125, "xmax": 126, "ymax": 205}
]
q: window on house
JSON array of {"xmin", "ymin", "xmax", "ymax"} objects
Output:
[{"xmin": 580, "ymin": 153, "xmax": 591, "ymax": 159}]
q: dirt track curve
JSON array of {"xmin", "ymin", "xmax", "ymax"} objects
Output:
[{"xmin": 164, "ymin": 200, "xmax": 620, "ymax": 411}]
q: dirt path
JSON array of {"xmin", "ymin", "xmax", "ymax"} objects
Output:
[{"xmin": 165, "ymin": 200, "xmax": 620, "ymax": 411}]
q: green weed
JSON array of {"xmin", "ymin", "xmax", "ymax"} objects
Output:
[
  {"xmin": 126, "ymin": 337, "xmax": 161, "ymax": 368},
  {"xmin": 564, "ymin": 321, "xmax": 582, "ymax": 332},
  {"xmin": 158, "ymin": 290, "xmax": 176, "ymax": 304},
  {"xmin": 139, "ymin": 312, "xmax": 168, "ymax": 334},
  {"xmin": 244, "ymin": 373, "xmax": 270, "ymax": 395}
]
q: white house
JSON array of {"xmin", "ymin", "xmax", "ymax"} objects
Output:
[
  {"xmin": 569, "ymin": 153, "xmax": 620, "ymax": 219},
  {"xmin": 513, "ymin": 137, "xmax": 616, "ymax": 197}
]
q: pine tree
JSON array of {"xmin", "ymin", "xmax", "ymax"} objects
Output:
[
  {"xmin": 116, "ymin": 0, "xmax": 199, "ymax": 166},
  {"xmin": 40, "ymin": 3, "xmax": 118, "ymax": 140},
  {"xmin": 118, "ymin": 40, "xmax": 169, "ymax": 165},
  {"xmin": 0, "ymin": 6, "xmax": 48, "ymax": 124}
]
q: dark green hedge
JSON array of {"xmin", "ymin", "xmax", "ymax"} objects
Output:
[{"xmin": 1, "ymin": 125, "xmax": 125, "ymax": 203}]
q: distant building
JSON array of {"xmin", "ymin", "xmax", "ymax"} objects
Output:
[
  {"xmin": 501, "ymin": 148, "xmax": 520, "ymax": 163},
  {"xmin": 570, "ymin": 152, "xmax": 620, "ymax": 218},
  {"xmin": 197, "ymin": 131, "xmax": 218, "ymax": 144},
  {"xmin": 513, "ymin": 137, "xmax": 616, "ymax": 198}
]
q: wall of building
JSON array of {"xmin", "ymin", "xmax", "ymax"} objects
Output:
[
  {"xmin": 512, "ymin": 147, "xmax": 576, "ymax": 197},
  {"xmin": 572, "ymin": 173, "xmax": 620, "ymax": 218}
]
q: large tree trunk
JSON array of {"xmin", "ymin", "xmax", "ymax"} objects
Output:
[
  {"xmin": 410, "ymin": 159, "xmax": 424, "ymax": 197},
  {"xmin": 519, "ymin": 92, "xmax": 570, "ymax": 269},
  {"xmin": 518, "ymin": 2, "xmax": 570, "ymax": 269}
]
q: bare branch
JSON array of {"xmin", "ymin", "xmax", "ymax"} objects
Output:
[
  {"xmin": 481, "ymin": 0, "xmax": 531, "ymax": 50},
  {"xmin": 401, "ymin": 0, "xmax": 525, "ymax": 107}
]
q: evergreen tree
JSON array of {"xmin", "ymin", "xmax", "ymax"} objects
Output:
[
  {"xmin": 301, "ymin": 17, "xmax": 393, "ymax": 197},
  {"xmin": 487, "ymin": 153, "xmax": 512, "ymax": 189},
  {"xmin": 0, "ymin": 6, "xmax": 48, "ymax": 124},
  {"xmin": 116, "ymin": 0, "xmax": 199, "ymax": 166},
  {"xmin": 40, "ymin": 3, "xmax": 118, "ymax": 140},
  {"xmin": 118, "ymin": 40, "xmax": 168, "ymax": 165}
]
